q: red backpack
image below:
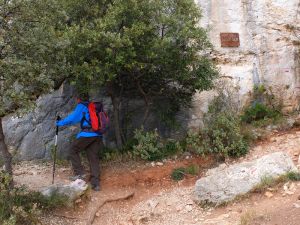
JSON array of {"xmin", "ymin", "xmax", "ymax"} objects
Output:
[{"xmin": 81, "ymin": 102, "xmax": 110, "ymax": 134}]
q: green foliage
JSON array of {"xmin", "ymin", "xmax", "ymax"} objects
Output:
[
  {"xmin": 187, "ymin": 113, "xmax": 248, "ymax": 158},
  {"xmin": 132, "ymin": 128, "xmax": 160, "ymax": 160},
  {"xmin": 241, "ymin": 84, "xmax": 283, "ymax": 125},
  {"xmin": 171, "ymin": 167, "xmax": 186, "ymax": 181},
  {"xmin": 0, "ymin": 0, "xmax": 68, "ymax": 117},
  {"xmin": 203, "ymin": 113, "xmax": 248, "ymax": 157},
  {"xmin": 170, "ymin": 164, "xmax": 199, "ymax": 181},
  {"xmin": 252, "ymin": 172, "xmax": 300, "ymax": 193},
  {"xmin": 63, "ymin": 0, "xmax": 218, "ymax": 142},
  {"xmin": 185, "ymin": 164, "xmax": 199, "ymax": 175},
  {"xmin": 132, "ymin": 128, "xmax": 182, "ymax": 161},
  {"xmin": 186, "ymin": 83, "xmax": 248, "ymax": 158},
  {"xmin": 0, "ymin": 172, "xmax": 68, "ymax": 225},
  {"xmin": 241, "ymin": 103, "xmax": 281, "ymax": 124},
  {"xmin": 286, "ymin": 171, "xmax": 300, "ymax": 181}
]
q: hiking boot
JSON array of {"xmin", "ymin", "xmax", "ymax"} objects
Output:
[
  {"xmin": 69, "ymin": 174, "xmax": 87, "ymax": 181},
  {"xmin": 92, "ymin": 184, "xmax": 101, "ymax": 192}
]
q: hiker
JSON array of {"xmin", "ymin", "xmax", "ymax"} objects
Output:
[{"xmin": 56, "ymin": 93, "xmax": 103, "ymax": 191}]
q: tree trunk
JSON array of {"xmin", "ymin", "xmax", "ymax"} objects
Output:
[
  {"xmin": 111, "ymin": 95, "xmax": 123, "ymax": 149},
  {"xmin": 0, "ymin": 117, "xmax": 13, "ymax": 186}
]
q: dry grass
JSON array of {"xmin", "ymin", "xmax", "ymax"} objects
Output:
[{"xmin": 239, "ymin": 210, "xmax": 257, "ymax": 225}]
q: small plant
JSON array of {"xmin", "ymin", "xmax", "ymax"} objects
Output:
[
  {"xmin": 171, "ymin": 165, "xmax": 200, "ymax": 181},
  {"xmin": 252, "ymin": 172, "xmax": 300, "ymax": 193},
  {"xmin": 241, "ymin": 84, "xmax": 283, "ymax": 125},
  {"xmin": 241, "ymin": 102, "xmax": 281, "ymax": 124},
  {"xmin": 286, "ymin": 171, "xmax": 300, "ymax": 181},
  {"xmin": 171, "ymin": 167, "xmax": 186, "ymax": 181},
  {"xmin": 239, "ymin": 210, "xmax": 257, "ymax": 225},
  {"xmin": 185, "ymin": 164, "xmax": 199, "ymax": 175},
  {"xmin": 0, "ymin": 171, "xmax": 68, "ymax": 225},
  {"xmin": 252, "ymin": 175, "xmax": 276, "ymax": 193}
]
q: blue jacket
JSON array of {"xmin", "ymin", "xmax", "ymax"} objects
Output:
[{"xmin": 56, "ymin": 102, "xmax": 102, "ymax": 139}]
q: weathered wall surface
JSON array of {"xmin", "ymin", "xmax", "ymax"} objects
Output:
[
  {"xmin": 2, "ymin": 0, "xmax": 300, "ymax": 160},
  {"xmin": 190, "ymin": 0, "xmax": 300, "ymax": 128},
  {"xmin": 3, "ymin": 85, "xmax": 78, "ymax": 161}
]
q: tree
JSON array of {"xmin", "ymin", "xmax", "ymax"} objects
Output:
[
  {"xmin": 63, "ymin": 0, "xmax": 218, "ymax": 148},
  {"xmin": 0, "ymin": 0, "xmax": 67, "ymax": 182}
]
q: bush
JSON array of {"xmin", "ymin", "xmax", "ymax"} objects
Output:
[
  {"xmin": 187, "ymin": 113, "xmax": 248, "ymax": 158},
  {"xmin": 0, "ymin": 172, "xmax": 67, "ymax": 225},
  {"xmin": 170, "ymin": 165, "xmax": 200, "ymax": 181},
  {"xmin": 132, "ymin": 128, "xmax": 161, "ymax": 161},
  {"xmin": 171, "ymin": 168, "xmax": 186, "ymax": 181},
  {"xmin": 132, "ymin": 128, "xmax": 182, "ymax": 161},
  {"xmin": 241, "ymin": 84, "xmax": 283, "ymax": 125},
  {"xmin": 203, "ymin": 112, "xmax": 248, "ymax": 157},
  {"xmin": 241, "ymin": 102, "xmax": 281, "ymax": 124}
]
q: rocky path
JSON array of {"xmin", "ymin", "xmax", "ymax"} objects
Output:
[{"xmin": 14, "ymin": 128, "xmax": 300, "ymax": 225}]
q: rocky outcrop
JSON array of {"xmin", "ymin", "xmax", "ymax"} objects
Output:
[
  {"xmin": 190, "ymin": 0, "xmax": 300, "ymax": 128},
  {"xmin": 2, "ymin": 85, "xmax": 78, "ymax": 160},
  {"xmin": 194, "ymin": 152, "xmax": 298, "ymax": 205}
]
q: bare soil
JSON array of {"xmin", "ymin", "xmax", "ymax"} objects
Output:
[{"xmin": 13, "ymin": 128, "xmax": 300, "ymax": 225}]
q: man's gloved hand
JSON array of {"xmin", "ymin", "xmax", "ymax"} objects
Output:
[{"xmin": 56, "ymin": 116, "xmax": 62, "ymax": 126}]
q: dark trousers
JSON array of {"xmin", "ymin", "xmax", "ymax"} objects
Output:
[{"xmin": 69, "ymin": 137, "xmax": 102, "ymax": 186}]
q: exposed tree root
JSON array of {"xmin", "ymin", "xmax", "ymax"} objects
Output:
[{"xmin": 86, "ymin": 191, "xmax": 135, "ymax": 225}]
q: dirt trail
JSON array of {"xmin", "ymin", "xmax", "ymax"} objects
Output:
[{"xmin": 14, "ymin": 128, "xmax": 300, "ymax": 225}]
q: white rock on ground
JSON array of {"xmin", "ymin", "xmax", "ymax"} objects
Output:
[
  {"xmin": 40, "ymin": 179, "xmax": 88, "ymax": 203},
  {"xmin": 195, "ymin": 152, "xmax": 298, "ymax": 205}
]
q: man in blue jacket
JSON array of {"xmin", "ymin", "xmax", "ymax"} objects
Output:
[{"xmin": 57, "ymin": 93, "xmax": 102, "ymax": 191}]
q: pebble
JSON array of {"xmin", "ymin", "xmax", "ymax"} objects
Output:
[
  {"xmin": 265, "ymin": 191, "xmax": 274, "ymax": 198},
  {"xmin": 156, "ymin": 162, "xmax": 163, "ymax": 166},
  {"xmin": 147, "ymin": 200, "xmax": 159, "ymax": 209},
  {"xmin": 75, "ymin": 198, "xmax": 82, "ymax": 204},
  {"xmin": 293, "ymin": 203, "xmax": 300, "ymax": 208},
  {"xmin": 185, "ymin": 205, "xmax": 193, "ymax": 212}
]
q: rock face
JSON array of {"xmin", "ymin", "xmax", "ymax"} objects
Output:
[
  {"xmin": 190, "ymin": 0, "xmax": 300, "ymax": 128},
  {"xmin": 3, "ymin": 85, "xmax": 78, "ymax": 160},
  {"xmin": 194, "ymin": 152, "xmax": 298, "ymax": 205}
]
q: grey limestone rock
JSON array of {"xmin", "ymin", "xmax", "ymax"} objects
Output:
[
  {"xmin": 194, "ymin": 152, "xmax": 298, "ymax": 205},
  {"xmin": 40, "ymin": 179, "xmax": 88, "ymax": 204}
]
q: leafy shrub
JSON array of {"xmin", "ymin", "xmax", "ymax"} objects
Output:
[
  {"xmin": 203, "ymin": 112, "xmax": 248, "ymax": 157},
  {"xmin": 132, "ymin": 128, "xmax": 161, "ymax": 161},
  {"xmin": 185, "ymin": 164, "xmax": 199, "ymax": 175},
  {"xmin": 286, "ymin": 171, "xmax": 300, "ymax": 181},
  {"xmin": 170, "ymin": 165, "xmax": 200, "ymax": 181},
  {"xmin": 187, "ymin": 113, "xmax": 248, "ymax": 158},
  {"xmin": 241, "ymin": 102, "xmax": 281, "ymax": 124},
  {"xmin": 0, "ymin": 172, "xmax": 67, "ymax": 225},
  {"xmin": 132, "ymin": 128, "xmax": 182, "ymax": 161},
  {"xmin": 171, "ymin": 167, "xmax": 186, "ymax": 181},
  {"xmin": 241, "ymin": 84, "xmax": 283, "ymax": 125}
]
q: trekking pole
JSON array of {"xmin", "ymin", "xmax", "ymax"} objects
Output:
[{"xmin": 52, "ymin": 115, "xmax": 61, "ymax": 184}]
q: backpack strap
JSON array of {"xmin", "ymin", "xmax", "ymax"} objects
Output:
[{"xmin": 79, "ymin": 102, "xmax": 92, "ymax": 130}]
